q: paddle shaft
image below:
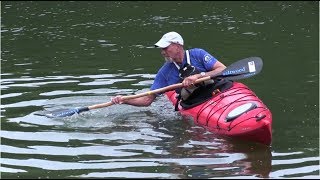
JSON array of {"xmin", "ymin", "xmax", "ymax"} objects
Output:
[{"xmin": 87, "ymin": 76, "xmax": 211, "ymax": 110}]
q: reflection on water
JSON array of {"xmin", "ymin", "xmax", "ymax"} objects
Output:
[
  {"xmin": 2, "ymin": 84, "xmax": 275, "ymax": 178},
  {"xmin": 1, "ymin": 1, "xmax": 319, "ymax": 179},
  {"xmin": 1, "ymin": 77, "xmax": 319, "ymax": 178},
  {"xmin": 1, "ymin": 107, "xmax": 273, "ymax": 179}
]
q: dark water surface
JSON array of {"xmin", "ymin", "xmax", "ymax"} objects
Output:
[{"xmin": 1, "ymin": 1, "xmax": 319, "ymax": 178}]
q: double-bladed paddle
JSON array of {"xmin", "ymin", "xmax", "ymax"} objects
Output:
[{"xmin": 44, "ymin": 57, "xmax": 263, "ymax": 118}]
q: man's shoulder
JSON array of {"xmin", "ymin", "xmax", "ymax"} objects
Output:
[
  {"xmin": 189, "ymin": 47, "xmax": 205, "ymax": 51},
  {"xmin": 189, "ymin": 48, "xmax": 208, "ymax": 54},
  {"xmin": 188, "ymin": 48, "xmax": 210, "ymax": 58},
  {"xmin": 158, "ymin": 61, "xmax": 174, "ymax": 71}
]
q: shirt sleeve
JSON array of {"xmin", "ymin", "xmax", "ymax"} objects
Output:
[
  {"xmin": 197, "ymin": 49, "xmax": 217, "ymax": 71},
  {"xmin": 150, "ymin": 68, "xmax": 168, "ymax": 96}
]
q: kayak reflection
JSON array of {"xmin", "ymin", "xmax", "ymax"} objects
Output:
[{"xmin": 160, "ymin": 116, "xmax": 272, "ymax": 178}]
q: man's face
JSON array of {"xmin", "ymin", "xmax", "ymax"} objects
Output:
[{"xmin": 160, "ymin": 43, "xmax": 179, "ymax": 62}]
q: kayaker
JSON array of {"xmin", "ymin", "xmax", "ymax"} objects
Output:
[{"xmin": 111, "ymin": 31, "xmax": 227, "ymax": 106}]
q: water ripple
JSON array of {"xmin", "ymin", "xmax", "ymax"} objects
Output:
[
  {"xmin": 1, "ymin": 130, "xmax": 164, "ymax": 142},
  {"xmin": 1, "ymin": 158, "xmax": 161, "ymax": 171},
  {"xmin": 76, "ymin": 171, "xmax": 176, "ymax": 178}
]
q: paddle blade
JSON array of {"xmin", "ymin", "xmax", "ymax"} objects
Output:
[
  {"xmin": 214, "ymin": 57, "xmax": 263, "ymax": 80},
  {"xmin": 45, "ymin": 107, "xmax": 89, "ymax": 118}
]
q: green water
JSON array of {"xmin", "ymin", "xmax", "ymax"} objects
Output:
[{"xmin": 1, "ymin": 1, "xmax": 319, "ymax": 178}]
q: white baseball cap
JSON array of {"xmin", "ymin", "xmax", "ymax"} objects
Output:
[{"xmin": 154, "ymin": 31, "xmax": 184, "ymax": 48}]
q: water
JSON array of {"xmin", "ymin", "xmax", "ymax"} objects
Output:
[{"xmin": 1, "ymin": 1, "xmax": 319, "ymax": 178}]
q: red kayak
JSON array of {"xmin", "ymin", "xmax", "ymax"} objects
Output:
[{"xmin": 165, "ymin": 82, "xmax": 272, "ymax": 146}]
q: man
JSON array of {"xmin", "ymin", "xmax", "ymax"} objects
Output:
[{"xmin": 111, "ymin": 31, "xmax": 226, "ymax": 106}]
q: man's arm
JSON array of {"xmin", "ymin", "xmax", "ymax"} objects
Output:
[
  {"xmin": 182, "ymin": 60, "xmax": 226, "ymax": 87},
  {"xmin": 111, "ymin": 94, "xmax": 156, "ymax": 107},
  {"xmin": 199, "ymin": 60, "xmax": 226, "ymax": 78}
]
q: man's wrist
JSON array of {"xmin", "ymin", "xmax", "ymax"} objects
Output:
[{"xmin": 200, "ymin": 72, "xmax": 206, "ymax": 77}]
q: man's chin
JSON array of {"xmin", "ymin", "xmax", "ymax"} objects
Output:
[{"xmin": 164, "ymin": 57, "xmax": 173, "ymax": 63}]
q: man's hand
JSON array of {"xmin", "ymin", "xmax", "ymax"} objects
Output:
[
  {"xmin": 111, "ymin": 95, "xmax": 125, "ymax": 104},
  {"xmin": 182, "ymin": 74, "xmax": 200, "ymax": 87}
]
